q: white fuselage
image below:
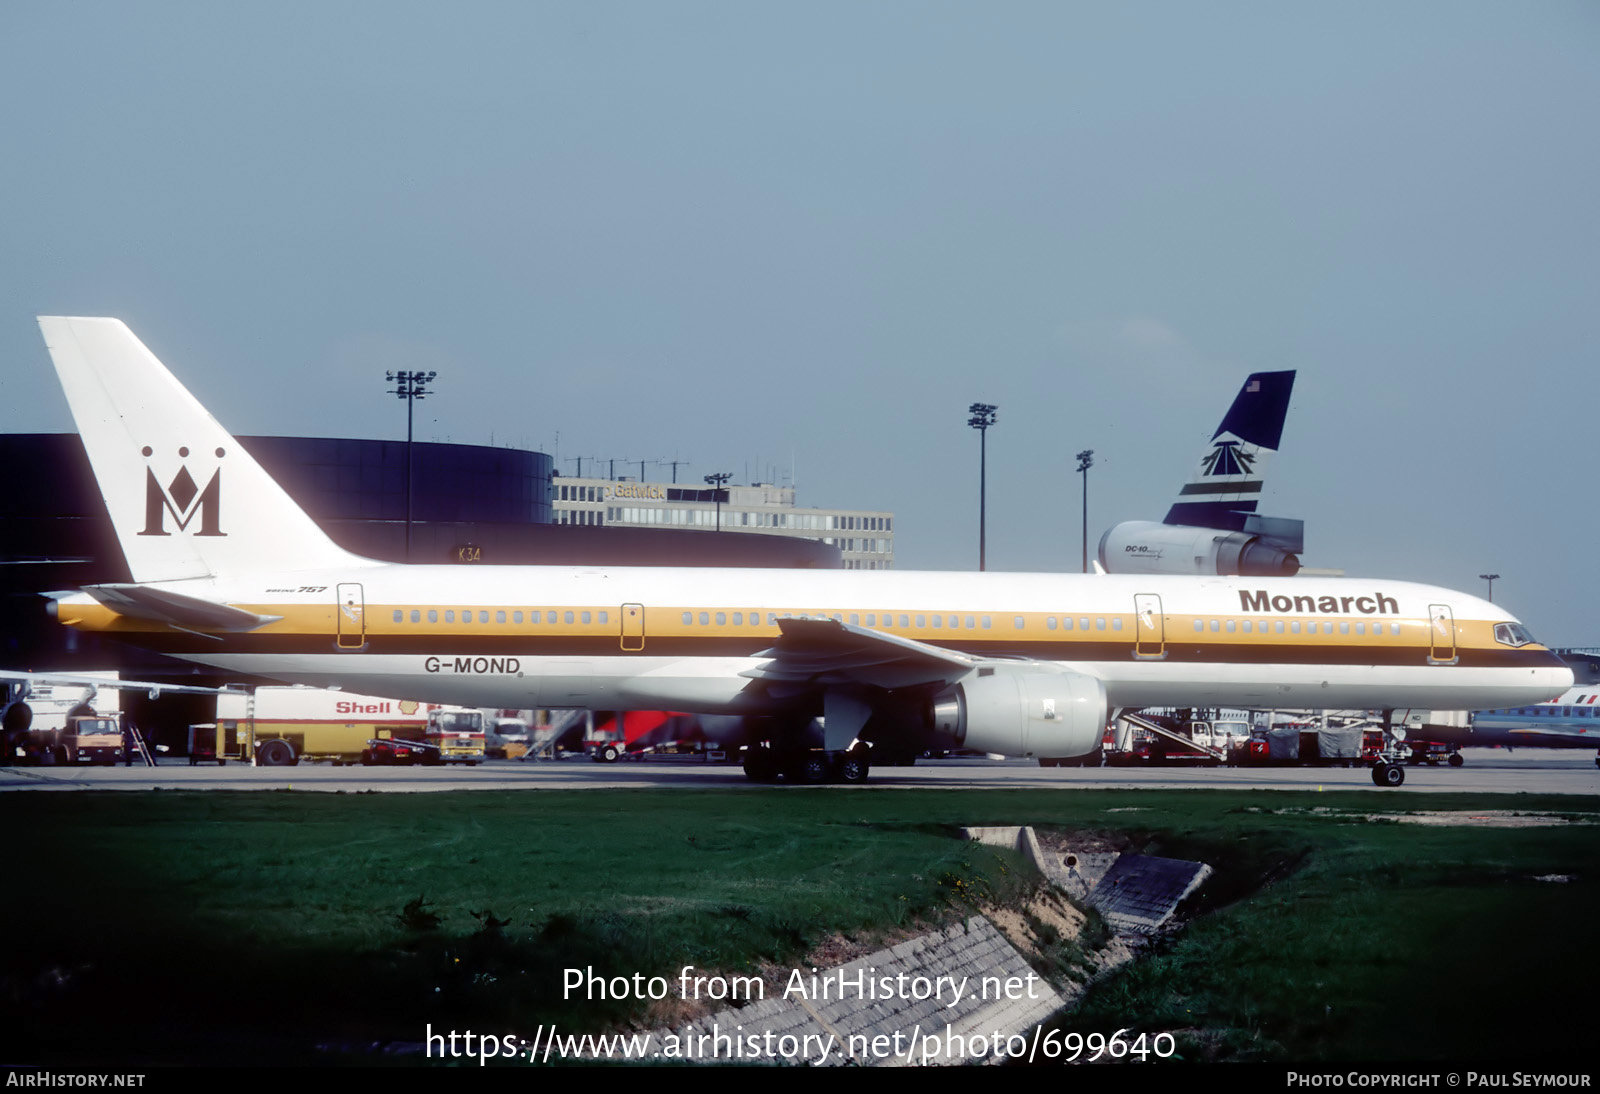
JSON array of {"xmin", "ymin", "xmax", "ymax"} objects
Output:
[{"xmin": 83, "ymin": 566, "xmax": 1573, "ymax": 716}]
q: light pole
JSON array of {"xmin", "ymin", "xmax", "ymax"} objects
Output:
[
  {"xmin": 385, "ymin": 370, "xmax": 437, "ymax": 562},
  {"xmin": 1076, "ymin": 449, "xmax": 1095, "ymax": 574},
  {"xmin": 704, "ymin": 472, "xmax": 731, "ymax": 531},
  {"xmin": 968, "ymin": 403, "xmax": 997, "ymax": 571},
  {"xmin": 1479, "ymin": 573, "xmax": 1500, "ymax": 602}
]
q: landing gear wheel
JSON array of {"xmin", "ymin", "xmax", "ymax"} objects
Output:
[
  {"xmin": 1372, "ymin": 762, "xmax": 1405, "ymax": 787},
  {"xmin": 838, "ymin": 749, "xmax": 871, "ymax": 784},
  {"xmin": 599, "ymin": 744, "xmax": 620, "ymax": 763},
  {"xmin": 799, "ymin": 751, "xmax": 833, "ymax": 784},
  {"xmin": 1447, "ymin": 753, "xmax": 1464, "ymax": 768}
]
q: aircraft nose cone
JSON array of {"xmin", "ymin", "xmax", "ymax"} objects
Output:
[{"xmin": 1541, "ymin": 662, "xmax": 1575, "ymax": 696}]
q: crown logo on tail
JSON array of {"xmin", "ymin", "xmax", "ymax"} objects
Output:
[{"xmin": 139, "ymin": 445, "xmax": 227, "ymax": 537}]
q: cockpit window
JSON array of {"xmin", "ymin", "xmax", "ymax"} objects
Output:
[{"xmin": 1493, "ymin": 623, "xmax": 1536, "ymax": 648}]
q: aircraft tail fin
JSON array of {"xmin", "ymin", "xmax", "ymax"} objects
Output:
[
  {"xmin": 38, "ymin": 317, "xmax": 368, "ymax": 583},
  {"xmin": 1163, "ymin": 370, "xmax": 1295, "ymax": 529}
]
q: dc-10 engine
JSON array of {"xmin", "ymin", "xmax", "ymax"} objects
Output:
[
  {"xmin": 1099, "ymin": 520, "xmax": 1301, "ymax": 577},
  {"xmin": 927, "ymin": 667, "xmax": 1106, "ymax": 759}
]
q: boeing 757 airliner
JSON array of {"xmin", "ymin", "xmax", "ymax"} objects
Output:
[{"xmin": 35, "ymin": 318, "xmax": 1572, "ymax": 782}]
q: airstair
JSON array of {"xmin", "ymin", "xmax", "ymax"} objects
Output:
[{"xmin": 1119, "ymin": 711, "xmax": 1228, "ymax": 762}]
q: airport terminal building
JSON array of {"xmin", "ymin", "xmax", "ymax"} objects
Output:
[{"xmin": 553, "ymin": 476, "xmax": 895, "ymax": 570}]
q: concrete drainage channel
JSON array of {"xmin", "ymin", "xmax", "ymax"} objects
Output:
[{"xmin": 641, "ymin": 827, "xmax": 1208, "ymax": 1066}]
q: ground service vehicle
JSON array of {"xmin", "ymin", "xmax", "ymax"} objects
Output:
[
  {"xmin": 198, "ymin": 686, "xmax": 479, "ymax": 766},
  {"xmin": 2, "ymin": 674, "xmax": 125, "ymax": 765},
  {"xmin": 25, "ymin": 713, "xmax": 130, "ymax": 765},
  {"xmin": 425, "ymin": 707, "xmax": 487, "ymax": 764}
]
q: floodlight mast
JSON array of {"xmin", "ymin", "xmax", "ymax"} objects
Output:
[
  {"xmin": 1480, "ymin": 573, "xmax": 1500, "ymax": 602},
  {"xmin": 968, "ymin": 403, "xmax": 997, "ymax": 571},
  {"xmin": 1076, "ymin": 449, "xmax": 1094, "ymax": 574},
  {"xmin": 704, "ymin": 472, "xmax": 731, "ymax": 532},
  {"xmin": 385, "ymin": 370, "xmax": 438, "ymax": 562}
]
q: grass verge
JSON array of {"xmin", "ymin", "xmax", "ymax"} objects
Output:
[{"xmin": 2, "ymin": 787, "xmax": 1595, "ymax": 1065}]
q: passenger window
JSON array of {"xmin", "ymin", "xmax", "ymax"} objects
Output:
[
  {"xmin": 392, "ymin": 610, "xmax": 402, "ymax": 623},
  {"xmin": 1226, "ymin": 620, "xmax": 1236, "ymax": 633},
  {"xmin": 915, "ymin": 615, "xmax": 926, "ymax": 628},
  {"xmin": 547, "ymin": 611, "xmax": 557, "ymax": 624},
  {"xmin": 1340, "ymin": 622, "xmax": 1349, "ymax": 635},
  {"xmin": 682, "ymin": 612, "xmax": 692, "ymax": 625},
  {"xmin": 699, "ymin": 612, "xmax": 710, "ymax": 625},
  {"xmin": 982, "ymin": 616, "xmax": 991, "ymax": 629},
  {"xmin": 598, "ymin": 611, "xmax": 608, "ymax": 624},
  {"xmin": 445, "ymin": 611, "xmax": 455, "ymax": 623},
  {"xmin": 900, "ymin": 615, "xmax": 910, "ymax": 628},
  {"xmin": 1079, "ymin": 618, "xmax": 1089, "ymax": 630},
  {"xmin": 1275, "ymin": 621, "xmax": 1284, "ymax": 634},
  {"xmin": 1194, "ymin": 620, "xmax": 1203, "ymax": 632},
  {"xmin": 716, "ymin": 612, "xmax": 726, "ymax": 625},
  {"xmin": 1210, "ymin": 620, "xmax": 1220, "ymax": 632},
  {"xmin": 733, "ymin": 612, "xmax": 744, "ymax": 625},
  {"xmin": 932, "ymin": 616, "xmax": 942, "ymax": 629},
  {"xmin": 1112, "ymin": 618, "xmax": 1122, "ymax": 631},
  {"xmin": 513, "ymin": 611, "xmax": 522, "ymax": 624},
  {"xmin": 1355, "ymin": 622, "xmax": 1365, "ymax": 635},
  {"xmin": 1291, "ymin": 621, "xmax": 1301, "ymax": 633},
  {"xmin": 1242, "ymin": 620, "xmax": 1252, "ymax": 633},
  {"xmin": 1015, "ymin": 616, "xmax": 1025, "ymax": 629},
  {"xmin": 411, "ymin": 610, "xmax": 421, "ymax": 623},
  {"xmin": 564, "ymin": 611, "xmax": 575, "ymax": 624},
  {"xmin": 1047, "ymin": 617, "xmax": 1057, "ymax": 630},
  {"xmin": 1096, "ymin": 618, "xmax": 1106, "ymax": 630},
  {"xmin": 428, "ymin": 610, "xmax": 438, "ymax": 623},
  {"xmin": 479, "ymin": 611, "xmax": 489, "ymax": 623},
  {"xmin": 850, "ymin": 614, "xmax": 859, "ymax": 625},
  {"xmin": 497, "ymin": 611, "xmax": 507, "ymax": 624},
  {"xmin": 1063, "ymin": 617, "xmax": 1074, "ymax": 631},
  {"xmin": 582, "ymin": 611, "xmax": 592, "ymax": 624}
]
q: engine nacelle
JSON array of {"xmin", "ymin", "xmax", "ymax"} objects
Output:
[
  {"xmin": 928, "ymin": 668, "xmax": 1106, "ymax": 758},
  {"xmin": 1099, "ymin": 520, "xmax": 1300, "ymax": 577}
]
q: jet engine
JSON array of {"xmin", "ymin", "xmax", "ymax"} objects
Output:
[
  {"xmin": 927, "ymin": 668, "xmax": 1106, "ymax": 758},
  {"xmin": 1098, "ymin": 520, "xmax": 1300, "ymax": 577}
]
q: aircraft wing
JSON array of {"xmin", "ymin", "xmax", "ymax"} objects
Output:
[
  {"xmin": 83, "ymin": 584, "xmax": 282, "ymax": 633},
  {"xmin": 0, "ymin": 669, "xmax": 225, "ymax": 698},
  {"xmin": 740, "ymin": 618, "xmax": 978, "ymax": 690}
]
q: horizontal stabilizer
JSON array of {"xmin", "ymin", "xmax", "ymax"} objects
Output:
[{"xmin": 85, "ymin": 584, "xmax": 281, "ymax": 632}]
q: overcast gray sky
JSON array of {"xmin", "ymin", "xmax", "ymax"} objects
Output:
[{"xmin": 2, "ymin": 2, "xmax": 1595, "ymax": 643}]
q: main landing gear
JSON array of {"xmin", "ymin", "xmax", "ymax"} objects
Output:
[
  {"xmin": 742, "ymin": 743, "xmax": 871, "ymax": 785},
  {"xmin": 1371, "ymin": 761, "xmax": 1406, "ymax": 788}
]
